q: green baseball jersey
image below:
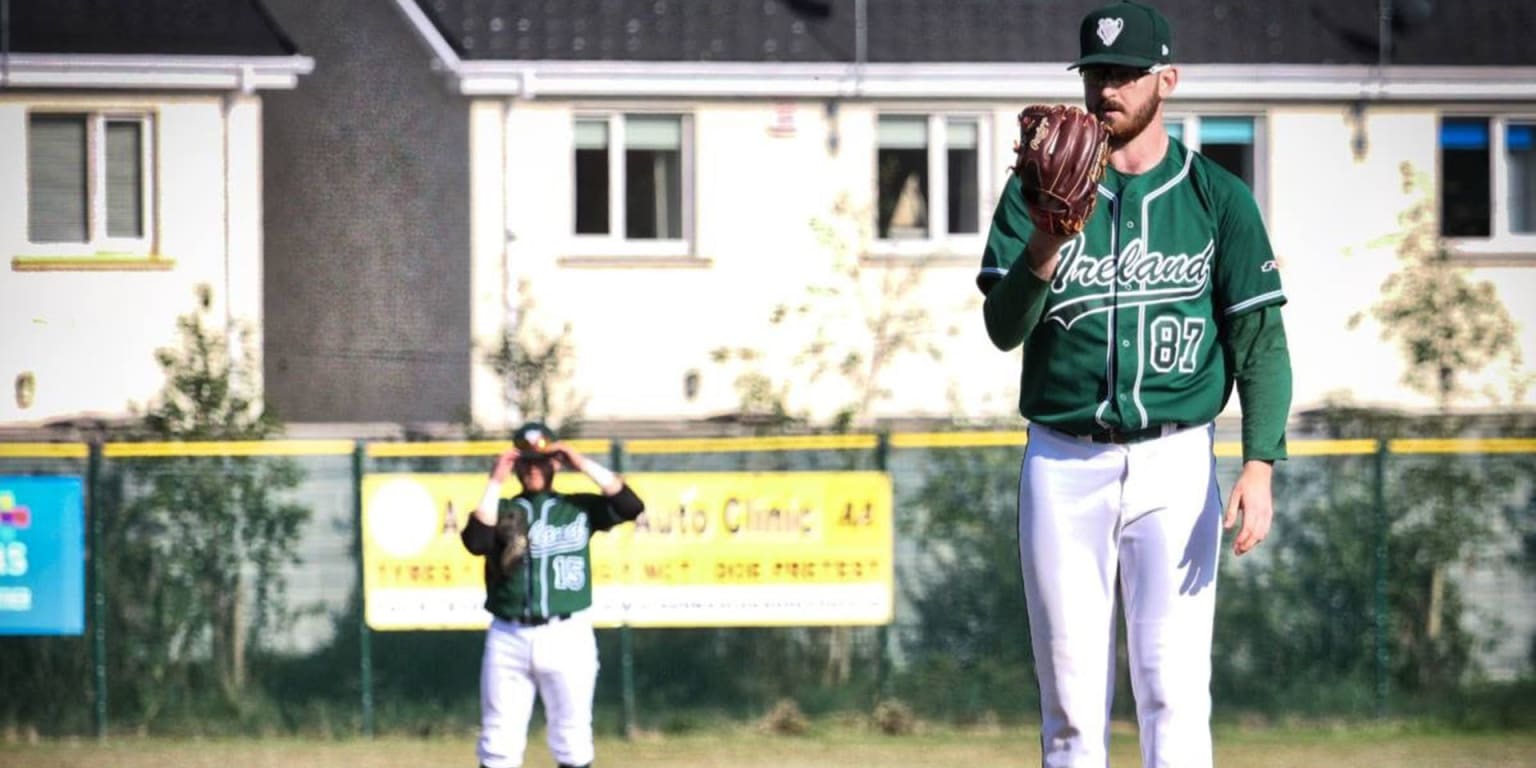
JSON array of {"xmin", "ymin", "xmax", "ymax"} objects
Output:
[
  {"xmin": 979, "ymin": 138, "xmax": 1285, "ymax": 433},
  {"xmin": 483, "ymin": 491, "xmax": 628, "ymax": 621}
]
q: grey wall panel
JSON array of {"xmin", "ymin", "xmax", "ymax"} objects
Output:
[{"xmin": 262, "ymin": 0, "xmax": 471, "ymax": 425}]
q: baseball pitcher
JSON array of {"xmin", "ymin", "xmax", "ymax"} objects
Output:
[
  {"xmin": 463, "ymin": 421, "xmax": 645, "ymax": 768},
  {"xmin": 977, "ymin": 2, "xmax": 1292, "ymax": 766}
]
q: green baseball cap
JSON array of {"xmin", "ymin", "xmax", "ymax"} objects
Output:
[
  {"xmin": 511, "ymin": 421, "xmax": 558, "ymax": 458},
  {"xmin": 1070, "ymin": 1, "xmax": 1173, "ymax": 71}
]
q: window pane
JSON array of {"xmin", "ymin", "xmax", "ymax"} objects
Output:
[
  {"xmin": 1202, "ymin": 144, "xmax": 1253, "ymax": 188},
  {"xmin": 878, "ymin": 117, "xmax": 929, "ymax": 239},
  {"xmin": 1441, "ymin": 119, "xmax": 1490, "ymax": 150},
  {"xmin": 1509, "ymin": 123, "xmax": 1536, "ymax": 234},
  {"xmin": 1200, "ymin": 116, "xmax": 1254, "ymax": 144},
  {"xmin": 625, "ymin": 147, "xmax": 681, "ymax": 239},
  {"xmin": 28, "ymin": 114, "xmax": 89, "ymax": 243},
  {"xmin": 878, "ymin": 116, "xmax": 927, "ymax": 149},
  {"xmin": 1201, "ymin": 117, "xmax": 1255, "ymax": 186},
  {"xmin": 625, "ymin": 116, "xmax": 681, "ymax": 150},
  {"xmin": 1441, "ymin": 117, "xmax": 1491, "ymax": 237},
  {"xmin": 105, "ymin": 120, "xmax": 143, "ymax": 239},
  {"xmin": 946, "ymin": 121, "xmax": 978, "ymax": 149},
  {"xmin": 948, "ymin": 145, "xmax": 979, "ymax": 234},
  {"xmin": 574, "ymin": 119, "xmax": 608, "ymax": 149},
  {"xmin": 574, "ymin": 120, "xmax": 609, "ymax": 234}
]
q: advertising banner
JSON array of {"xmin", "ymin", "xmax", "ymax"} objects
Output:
[
  {"xmin": 362, "ymin": 471, "xmax": 892, "ymax": 630},
  {"xmin": 0, "ymin": 476, "xmax": 86, "ymax": 636}
]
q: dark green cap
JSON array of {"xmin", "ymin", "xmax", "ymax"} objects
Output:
[
  {"xmin": 1070, "ymin": 1, "xmax": 1173, "ymax": 70},
  {"xmin": 511, "ymin": 421, "xmax": 558, "ymax": 458}
]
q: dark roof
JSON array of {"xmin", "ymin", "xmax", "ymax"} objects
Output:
[
  {"xmin": 414, "ymin": 0, "xmax": 1536, "ymax": 67},
  {"xmin": 8, "ymin": 0, "xmax": 299, "ymax": 56}
]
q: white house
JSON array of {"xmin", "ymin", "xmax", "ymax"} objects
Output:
[
  {"xmin": 334, "ymin": 0, "xmax": 1536, "ymax": 432},
  {"xmin": 0, "ymin": 0, "xmax": 312, "ymax": 428}
]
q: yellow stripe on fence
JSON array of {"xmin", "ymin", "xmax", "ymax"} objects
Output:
[
  {"xmin": 29, "ymin": 436, "xmax": 1536, "ymax": 462},
  {"xmin": 1289, "ymin": 439, "xmax": 1380, "ymax": 456},
  {"xmin": 366, "ymin": 439, "xmax": 611, "ymax": 458},
  {"xmin": 0, "ymin": 443, "xmax": 90, "ymax": 459},
  {"xmin": 104, "ymin": 440, "xmax": 355, "ymax": 458},
  {"xmin": 889, "ymin": 432, "xmax": 1030, "ymax": 449},
  {"xmin": 1388, "ymin": 438, "xmax": 1536, "ymax": 455},
  {"xmin": 625, "ymin": 434, "xmax": 878, "ymax": 454}
]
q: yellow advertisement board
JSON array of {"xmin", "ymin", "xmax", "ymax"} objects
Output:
[{"xmin": 362, "ymin": 471, "xmax": 892, "ymax": 630}]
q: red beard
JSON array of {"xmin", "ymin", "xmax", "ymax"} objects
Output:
[{"xmin": 1099, "ymin": 91, "xmax": 1163, "ymax": 149}]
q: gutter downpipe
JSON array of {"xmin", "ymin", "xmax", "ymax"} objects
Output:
[
  {"xmin": 854, "ymin": 0, "xmax": 867, "ymax": 96},
  {"xmin": 1378, "ymin": 0, "xmax": 1393, "ymax": 72},
  {"xmin": 2, "ymin": 0, "xmax": 10, "ymax": 88}
]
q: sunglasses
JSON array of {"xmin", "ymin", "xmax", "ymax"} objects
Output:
[{"xmin": 1080, "ymin": 64, "xmax": 1168, "ymax": 89}]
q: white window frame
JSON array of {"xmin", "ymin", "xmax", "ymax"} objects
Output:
[
  {"xmin": 1166, "ymin": 111, "xmax": 1269, "ymax": 218},
  {"xmin": 566, "ymin": 112, "xmax": 694, "ymax": 259},
  {"xmin": 25, "ymin": 111, "xmax": 156, "ymax": 257},
  {"xmin": 870, "ymin": 112, "xmax": 991, "ymax": 258},
  {"xmin": 1439, "ymin": 112, "xmax": 1536, "ymax": 258}
]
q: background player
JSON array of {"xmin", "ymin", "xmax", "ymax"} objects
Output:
[
  {"xmin": 977, "ymin": 2, "xmax": 1293, "ymax": 766},
  {"xmin": 463, "ymin": 421, "xmax": 645, "ymax": 768}
]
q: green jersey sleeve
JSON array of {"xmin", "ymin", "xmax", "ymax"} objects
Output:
[
  {"xmin": 1206, "ymin": 161, "xmax": 1285, "ymax": 318},
  {"xmin": 977, "ymin": 175, "xmax": 1036, "ymax": 295},
  {"xmin": 567, "ymin": 489, "xmax": 644, "ymax": 532}
]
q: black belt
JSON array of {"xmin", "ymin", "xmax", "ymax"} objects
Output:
[
  {"xmin": 508, "ymin": 612, "xmax": 570, "ymax": 626},
  {"xmin": 1067, "ymin": 423, "xmax": 1189, "ymax": 445}
]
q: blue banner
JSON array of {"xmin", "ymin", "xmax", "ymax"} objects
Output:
[{"xmin": 0, "ymin": 476, "xmax": 85, "ymax": 636}]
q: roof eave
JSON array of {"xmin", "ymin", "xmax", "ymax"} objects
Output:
[
  {"xmin": 441, "ymin": 60, "xmax": 1536, "ymax": 102},
  {"xmin": 0, "ymin": 54, "xmax": 317, "ymax": 92}
]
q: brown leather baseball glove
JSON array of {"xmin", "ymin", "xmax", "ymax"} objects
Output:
[
  {"xmin": 495, "ymin": 508, "xmax": 529, "ymax": 576},
  {"xmin": 1011, "ymin": 105, "xmax": 1111, "ymax": 237}
]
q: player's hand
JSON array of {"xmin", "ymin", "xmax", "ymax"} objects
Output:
[
  {"xmin": 1025, "ymin": 231, "xmax": 1072, "ymax": 279},
  {"xmin": 490, "ymin": 448, "xmax": 518, "ymax": 484},
  {"xmin": 1223, "ymin": 460, "xmax": 1274, "ymax": 556},
  {"xmin": 546, "ymin": 441, "xmax": 580, "ymax": 470}
]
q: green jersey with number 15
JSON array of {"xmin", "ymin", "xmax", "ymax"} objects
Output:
[
  {"xmin": 484, "ymin": 491, "xmax": 627, "ymax": 620},
  {"xmin": 978, "ymin": 138, "xmax": 1285, "ymax": 434}
]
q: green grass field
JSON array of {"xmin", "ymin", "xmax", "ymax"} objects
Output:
[{"xmin": 5, "ymin": 724, "xmax": 1536, "ymax": 768}]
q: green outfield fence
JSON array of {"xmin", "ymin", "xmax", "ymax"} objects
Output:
[{"xmin": 1, "ymin": 430, "xmax": 1533, "ymax": 739}]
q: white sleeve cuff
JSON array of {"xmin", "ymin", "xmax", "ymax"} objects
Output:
[
  {"xmin": 583, "ymin": 461, "xmax": 618, "ymax": 489},
  {"xmin": 479, "ymin": 481, "xmax": 503, "ymax": 515}
]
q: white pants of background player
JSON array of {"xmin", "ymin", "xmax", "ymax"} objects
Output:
[
  {"xmin": 1019, "ymin": 423, "xmax": 1223, "ymax": 768},
  {"xmin": 477, "ymin": 613, "xmax": 599, "ymax": 768}
]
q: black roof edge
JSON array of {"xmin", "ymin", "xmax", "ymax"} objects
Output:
[
  {"xmin": 251, "ymin": 0, "xmax": 302, "ymax": 56},
  {"xmin": 409, "ymin": 1, "xmax": 466, "ymax": 59}
]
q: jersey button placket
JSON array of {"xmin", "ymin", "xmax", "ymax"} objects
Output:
[{"xmin": 1115, "ymin": 289, "xmax": 1140, "ymax": 426}]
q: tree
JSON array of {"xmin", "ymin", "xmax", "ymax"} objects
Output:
[
  {"xmin": 893, "ymin": 446, "xmax": 1039, "ymax": 720},
  {"xmin": 1354, "ymin": 164, "xmax": 1526, "ymax": 680},
  {"xmin": 483, "ymin": 277, "xmax": 587, "ymax": 433},
  {"xmin": 113, "ymin": 284, "xmax": 309, "ymax": 718},
  {"xmin": 1352, "ymin": 164, "xmax": 1524, "ymax": 409},
  {"xmin": 704, "ymin": 195, "xmax": 960, "ymax": 690},
  {"xmin": 711, "ymin": 194, "xmax": 953, "ymax": 432},
  {"xmin": 1214, "ymin": 406, "xmax": 1535, "ymax": 710}
]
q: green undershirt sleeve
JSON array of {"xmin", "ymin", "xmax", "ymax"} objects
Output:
[
  {"xmin": 982, "ymin": 263, "xmax": 1051, "ymax": 351},
  {"xmin": 1224, "ymin": 304, "xmax": 1292, "ymax": 462}
]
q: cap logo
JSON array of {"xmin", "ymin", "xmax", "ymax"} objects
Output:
[
  {"xmin": 1096, "ymin": 17, "xmax": 1125, "ymax": 46},
  {"xmin": 1162, "ymin": 44, "xmax": 1170, "ymax": 55}
]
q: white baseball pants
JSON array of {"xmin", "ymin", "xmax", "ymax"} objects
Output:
[
  {"xmin": 1019, "ymin": 424, "xmax": 1223, "ymax": 768},
  {"xmin": 477, "ymin": 613, "xmax": 599, "ymax": 768}
]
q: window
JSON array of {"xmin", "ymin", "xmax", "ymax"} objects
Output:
[
  {"xmin": 1439, "ymin": 116, "xmax": 1536, "ymax": 246},
  {"xmin": 1169, "ymin": 114, "xmax": 1266, "ymax": 214},
  {"xmin": 27, "ymin": 113, "xmax": 153, "ymax": 251},
  {"xmin": 875, "ymin": 114, "xmax": 985, "ymax": 253},
  {"xmin": 572, "ymin": 114, "xmax": 691, "ymax": 256},
  {"xmin": 1169, "ymin": 115, "xmax": 1257, "ymax": 187}
]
